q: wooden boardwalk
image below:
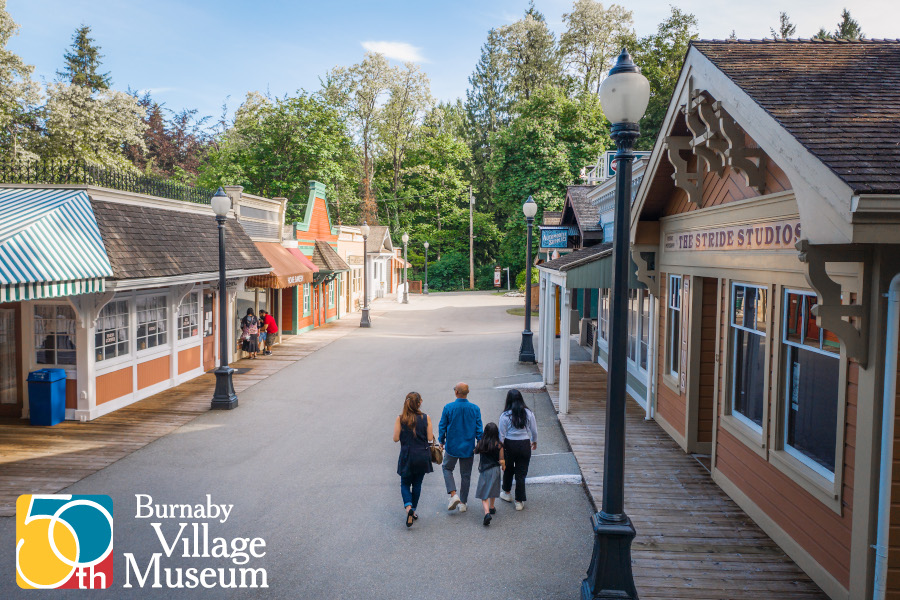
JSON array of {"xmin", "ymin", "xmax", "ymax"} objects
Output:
[
  {"xmin": 0, "ymin": 315, "xmax": 366, "ymax": 517},
  {"xmin": 548, "ymin": 360, "xmax": 828, "ymax": 599}
]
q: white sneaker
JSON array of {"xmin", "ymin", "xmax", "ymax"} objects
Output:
[
  {"xmin": 500, "ymin": 491, "xmax": 512, "ymax": 503},
  {"xmin": 448, "ymin": 495, "xmax": 460, "ymax": 510},
  {"xmin": 515, "ymin": 501, "xmax": 524, "ymax": 511},
  {"xmin": 458, "ymin": 503, "xmax": 467, "ymax": 512}
]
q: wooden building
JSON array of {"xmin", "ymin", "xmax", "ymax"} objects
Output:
[{"xmin": 628, "ymin": 40, "xmax": 900, "ymax": 599}]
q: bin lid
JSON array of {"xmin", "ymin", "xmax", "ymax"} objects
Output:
[{"xmin": 27, "ymin": 368, "xmax": 67, "ymax": 382}]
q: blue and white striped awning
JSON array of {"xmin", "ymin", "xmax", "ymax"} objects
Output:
[{"xmin": 0, "ymin": 188, "xmax": 112, "ymax": 302}]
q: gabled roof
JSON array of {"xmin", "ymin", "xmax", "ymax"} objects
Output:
[
  {"xmin": 692, "ymin": 39, "xmax": 900, "ymax": 194},
  {"xmin": 365, "ymin": 226, "xmax": 393, "ymax": 254},
  {"xmin": 562, "ymin": 185, "xmax": 602, "ymax": 234},
  {"xmin": 312, "ymin": 240, "xmax": 350, "ymax": 272},
  {"xmin": 538, "ymin": 243, "xmax": 612, "ymax": 272}
]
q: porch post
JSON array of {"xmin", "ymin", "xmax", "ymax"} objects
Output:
[
  {"xmin": 560, "ymin": 287, "xmax": 571, "ymax": 414},
  {"xmin": 547, "ymin": 283, "xmax": 557, "ymax": 386}
]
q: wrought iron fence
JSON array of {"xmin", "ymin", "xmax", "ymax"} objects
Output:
[{"xmin": 0, "ymin": 160, "xmax": 217, "ymax": 205}]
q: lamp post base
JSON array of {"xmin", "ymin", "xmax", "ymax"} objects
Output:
[
  {"xmin": 360, "ymin": 307, "xmax": 371, "ymax": 328},
  {"xmin": 402, "ymin": 292, "xmax": 408, "ymax": 304},
  {"xmin": 581, "ymin": 512, "xmax": 638, "ymax": 600},
  {"xmin": 423, "ymin": 284, "xmax": 428, "ymax": 295},
  {"xmin": 518, "ymin": 330, "xmax": 536, "ymax": 363},
  {"xmin": 211, "ymin": 366, "xmax": 238, "ymax": 410}
]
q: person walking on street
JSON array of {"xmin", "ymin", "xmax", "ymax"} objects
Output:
[
  {"xmin": 498, "ymin": 389, "xmax": 538, "ymax": 511},
  {"xmin": 240, "ymin": 308, "xmax": 260, "ymax": 359},
  {"xmin": 474, "ymin": 422, "xmax": 504, "ymax": 526},
  {"xmin": 438, "ymin": 382, "xmax": 483, "ymax": 513},
  {"xmin": 393, "ymin": 392, "xmax": 434, "ymax": 527},
  {"xmin": 259, "ymin": 309, "xmax": 278, "ymax": 356}
]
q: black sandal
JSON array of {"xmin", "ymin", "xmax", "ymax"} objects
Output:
[
  {"xmin": 483, "ymin": 513, "xmax": 492, "ymax": 526},
  {"xmin": 406, "ymin": 508, "xmax": 415, "ymax": 527},
  {"xmin": 412, "ymin": 512, "xmax": 418, "ymax": 520}
]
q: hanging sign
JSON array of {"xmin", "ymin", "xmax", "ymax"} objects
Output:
[
  {"xmin": 665, "ymin": 219, "xmax": 801, "ymax": 252},
  {"xmin": 540, "ymin": 228, "xmax": 569, "ymax": 249},
  {"xmin": 494, "ymin": 267, "xmax": 502, "ymax": 288}
]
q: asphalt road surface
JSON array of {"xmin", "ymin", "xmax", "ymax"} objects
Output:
[{"xmin": 2, "ymin": 292, "xmax": 594, "ymax": 599}]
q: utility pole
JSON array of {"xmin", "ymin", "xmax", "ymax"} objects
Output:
[{"xmin": 469, "ymin": 186, "xmax": 475, "ymax": 290}]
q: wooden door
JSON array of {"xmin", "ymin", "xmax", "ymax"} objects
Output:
[
  {"xmin": 202, "ymin": 291, "xmax": 216, "ymax": 371},
  {"xmin": 0, "ymin": 305, "xmax": 22, "ymax": 416}
]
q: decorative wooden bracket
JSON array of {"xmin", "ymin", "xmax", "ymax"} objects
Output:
[
  {"xmin": 631, "ymin": 245, "xmax": 659, "ymax": 296},
  {"xmin": 713, "ymin": 100, "xmax": 768, "ymax": 194},
  {"xmin": 173, "ymin": 283, "xmax": 196, "ymax": 315},
  {"xmin": 796, "ymin": 239, "xmax": 871, "ymax": 368},
  {"xmin": 69, "ymin": 289, "xmax": 117, "ymax": 329},
  {"xmin": 685, "ymin": 89, "xmax": 727, "ymax": 176},
  {"xmin": 665, "ymin": 135, "xmax": 702, "ymax": 206}
]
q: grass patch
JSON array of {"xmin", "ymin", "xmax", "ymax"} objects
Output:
[{"xmin": 507, "ymin": 307, "xmax": 539, "ymax": 317}]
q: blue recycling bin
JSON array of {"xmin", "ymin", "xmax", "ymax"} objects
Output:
[{"xmin": 28, "ymin": 368, "xmax": 67, "ymax": 426}]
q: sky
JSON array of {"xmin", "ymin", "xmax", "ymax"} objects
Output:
[{"xmin": 6, "ymin": 0, "xmax": 899, "ymax": 123}]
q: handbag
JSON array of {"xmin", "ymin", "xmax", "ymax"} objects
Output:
[{"xmin": 429, "ymin": 441, "xmax": 443, "ymax": 465}]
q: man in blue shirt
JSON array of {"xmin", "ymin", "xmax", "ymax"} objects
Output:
[{"xmin": 438, "ymin": 382, "xmax": 483, "ymax": 512}]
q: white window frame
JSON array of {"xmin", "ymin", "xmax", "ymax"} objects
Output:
[
  {"xmin": 666, "ymin": 274, "xmax": 682, "ymax": 379},
  {"xmin": 780, "ymin": 288, "xmax": 840, "ymax": 481},
  {"xmin": 135, "ymin": 293, "xmax": 169, "ymax": 356},
  {"xmin": 598, "ymin": 288, "xmax": 610, "ymax": 346},
  {"xmin": 177, "ymin": 291, "xmax": 200, "ymax": 342},
  {"xmin": 302, "ymin": 284, "xmax": 311, "ymax": 316},
  {"xmin": 729, "ymin": 282, "xmax": 768, "ymax": 434},
  {"xmin": 95, "ymin": 299, "xmax": 131, "ymax": 363},
  {"xmin": 33, "ymin": 302, "xmax": 78, "ymax": 369}
]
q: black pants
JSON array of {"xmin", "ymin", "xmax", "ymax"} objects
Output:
[{"xmin": 502, "ymin": 439, "xmax": 532, "ymax": 502}]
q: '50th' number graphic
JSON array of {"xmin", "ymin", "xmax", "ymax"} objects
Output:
[{"xmin": 16, "ymin": 494, "xmax": 114, "ymax": 589}]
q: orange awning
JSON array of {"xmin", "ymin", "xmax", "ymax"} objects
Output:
[{"xmin": 246, "ymin": 242, "xmax": 315, "ymax": 288}]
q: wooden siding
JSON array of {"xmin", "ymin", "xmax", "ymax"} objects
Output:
[
  {"xmin": 177, "ymin": 346, "xmax": 201, "ymax": 375},
  {"xmin": 888, "ymin": 321, "xmax": 900, "ymax": 597},
  {"xmin": 296, "ymin": 196, "xmax": 337, "ymax": 245},
  {"xmin": 656, "ymin": 272, "xmax": 686, "ymax": 437},
  {"xmin": 281, "ymin": 288, "xmax": 294, "ymax": 332},
  {"xmin": 137, "ymin": 356, "xmax": 170, "ymax": 390},
  {"xmin": 65, "ymin": 379, "xmax": 77, "ymax": 409},
  {"xmin": 96, "ymin": 367, "xmax": 133, "ymax": 405},
  {"xmin": 697, "ymin": 277, "xmax": 717, "ymax": 444},
  {"xmin": 663, "ymin": 151, "xmax": 792, "ymax": 217}
]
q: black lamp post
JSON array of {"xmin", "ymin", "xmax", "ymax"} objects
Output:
[
  {"xmin": 210, "ymin": 187, "xmax": 238, "ymax": 410},
  {"xmin": 518, "ymin": 196, "xmax": 537, "ymax": 363},
  {"xmin": 581, "ymin": 48, "xmax": 650, "ymax": 600},
  {"xmin": 423, "ymin": 241, "xmax": 429, "ymax": 294},
  {"xmin": 401, "ymin": 232, "xmax": 409, "ymax": 304},
  {"xmin": 360, "ymin": 222, "xmax": 371, "ymax": 327}
]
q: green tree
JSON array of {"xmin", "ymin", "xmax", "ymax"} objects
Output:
[
  {"xmin": 770, "ymin": 12, "xmax": 797, "ymax": 39},
  {"xmin": 197, "ymin": 91, "xmax": 357, "ymax": 223},
  {"xmin": 496, "ymin": 2, "xmax": 563, "ymax": 103},
  {"xmin": 833, "ymin": 8, "xmax": 863, "ymax": 40},
  {"xmin": 57, "ymin": 25, "xmax": 111, "ymax": 92},
  {"xmin": 631, "ymin": 6, "xmax": 699, "ymax": 150},
  {"xmin": 813, "ymin": 28, "xmax": 832, "ymax": 40},
  {"xmin": 560, "ymin": 0, "xmax": 634, "ymax": 94},
  {"xmin": 0, "ymin": 0, "xmax": 40, "ymax": 161}
]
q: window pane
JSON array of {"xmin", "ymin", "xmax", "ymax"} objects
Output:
[
  {"xmin": 786, "ymin": 345, "xmax": 838, "ymax": 472},
  {"xmin": 640, "ymin": 291, "xmax": 649, "ymax": 369},
  {"xmin": 785, "ymin": 293, "xmax": 803, "ymax": 345},
  {"xmin": 669, "ymin": 308, "xmax": 680, "ymax": 375},
  {"xmin": 733, "ymin": 286, "xmax": 745, "ymax": 327},
  {"xmin": 733, "ymin": 328, "xmax": 765, "ymax": 427},
  {"xmin": 804, "ymin": 296, "xmax": 821, "ymax": 348}
]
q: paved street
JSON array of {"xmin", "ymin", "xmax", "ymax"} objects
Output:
[{"xmin": 2, "ymin": 292, "xmax": 593, "ymax": 599}]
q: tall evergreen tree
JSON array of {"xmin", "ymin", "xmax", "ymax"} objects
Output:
[
  {"xmin": 770, "ymin": 12, "xmax": 797, "ymax": 39},
  {"xmin": 833, "ymin": 9, "xmax": 863, "ymax": 40},
  {"xmin": 497, "ymin": 2, "xmax": 562, "ymax": 103},
  {"xmin": 57, "ymin": 25, "xmax": 111, "ymax": 92}
]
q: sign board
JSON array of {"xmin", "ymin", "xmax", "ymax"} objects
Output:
[
  {"xmin": 494, "ymin": 267, "xmax": 501, "ymax": 288},
  {"xmin": 103, "ymin": 331, "xmax": 116, "ymax": 346},
  {"xmin": 540, "ymin": 227, "xmax": 569, "ymax": 249},
  {"xmin": 603, "ymin": 150, "xmax": 652, "ymax": 179},
  {"xmin": 665, "ymin": 219, "xmax": 802, "ymax": 253}
]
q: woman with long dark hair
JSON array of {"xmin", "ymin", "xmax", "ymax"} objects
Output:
[
  {"xmin": 240, "ymin": 308, "xmax": 260, "ymax": 359},
  {"xmin": 498, "ymin": 389, "xmax": 538, "ymax": 510},
  {"xmin": 393, "ymin": 392, "xmax": 434, "ymax": 527},
  {"xmin": 474, "ymin": 422, "xmax": 504, "ymax": 526}
]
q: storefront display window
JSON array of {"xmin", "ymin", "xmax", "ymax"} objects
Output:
[
  {"xmin": 178, "ymin": 292, "xmax": 199, "ymax": 340},
  {"xmin": 782, "ymin": 290, "xmax": 839, "ymax": 476},
  {"xmin": 667, "ymin": 275, "xmax": 681, "ymax": 377},
  {"xmin": 730, "ymin": 283, "xmax": 767, "ymax": 429},
  {"xmin": 35, "ymin": 304, "xmax": 76, "ymax": 365},
  {"xmin": 95, "ymin": 300, "xmax": 129, "ymax": 361},
  {"xmin": 136, "ymin": 295, "xmax": 168, "ymax": 351}
]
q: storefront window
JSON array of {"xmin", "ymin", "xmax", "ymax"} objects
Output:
[
  {"xmin": 599, "ymin": 289, "xmax": 609, "ymax": 343},
  {"xmin": 303, "ymin": 284, "xmax": 311, "ymax": 316},
  {"xmin": 178, "ymin": 292, "xmax": 199, "ymax": 340},
  {"xmin": 667, "ymin": 275, "xmax": 682, "ymax": 377},
  {"xmin": 328, "ymin": 281, "xmax": 335, "ymax": 308},
  {"xmin": 640, "ymin": 291, "xmax": 650, "ymax": 370},
  {"xmin": 625, "ymin": 289, "xmax": 650, "ymax": 372},
  {"xmin": 730, "ymin": 283, "xmax": 767, "ymax": 429},
  {"xmin": 136, "ymin": 295, "xmax": 168, "ymax": 351},
  {"xmin": 95, "ymin": 300, "xmax": 129, "ymax": 361},
  {"xmin": 35, "ymin": 304, "xmax": 76, "ymax": 365},
  {"xmin": 782, "ymin": 290, "xmax": 839, "ymax": 476}
]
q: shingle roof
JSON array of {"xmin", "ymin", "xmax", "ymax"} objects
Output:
[
  {"xmin": 542, "ymin": 211, "xmax": 562, "ymax": 226},
  {"xmin": 91, "ymin": 200, "xmax": 269, "ymax": 280},
  {"xmin": 365, "ymin": 226, "xmax": 391, "ymax": 253},
  {"xmin": 312, "ymin": 240, "xmax": 350, "ymax": 272},
  {"xmin": 564, "ymin": 185, "xmax": 602, "ymax": 233},
  {"xmin": 538, "ymin": 243, "xmax": 612, "ymax": 272},
  {"xmin": 692, "ymin": 39, "xmax": 900, "ymax": 194}
]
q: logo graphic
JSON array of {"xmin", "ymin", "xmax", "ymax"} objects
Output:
[{"xmin": 16, "ymin": 494, "xmax": 113, "ymax": 589}]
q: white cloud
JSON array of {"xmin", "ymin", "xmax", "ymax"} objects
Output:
[{"xmin": 360, "ymin": 41, "xmax": 427, "ymax": 63}]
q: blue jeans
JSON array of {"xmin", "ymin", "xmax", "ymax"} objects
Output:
[{"xmin": 400, "ymin": 472, "xmax": 426, "ymax": 509}]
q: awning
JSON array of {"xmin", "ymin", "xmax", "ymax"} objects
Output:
[
  {"xmin": 285, "ymin": 246, "xmax": 319, "ymax": 274},
  {"xmin": 0, "ymin": 188, "xmax": 113, "ymax": 302},
  {"xmin": 537, "ymin": 244, "xmax": 644, "ymax": 290},
  {"xmin": 245, "ymin": 242, "xmax": 316, "ymax": 289}
]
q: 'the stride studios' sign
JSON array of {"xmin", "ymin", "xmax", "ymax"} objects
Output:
[{"xmin": 665, "ymin": 219, "xmax": 801, "ymax": 252}]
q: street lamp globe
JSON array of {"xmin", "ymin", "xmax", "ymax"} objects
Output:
[
  {"xmin": 360, "ymin": 222, "xmax": 370, "ymax": 238},
  {"xmin": 401, "ymin": 232, "xmax": 409, "ymax": 244},
  {"xmin": 599, "ymin": 48, "xmax": 650, "ymax": 124},
  {"xmin": 424, "ymin": 241, "xmax": 429, "ymax": 249},
  {"xmin": 522, "ymin": 196, "xmax": 537, "ymax": 219},
  {"xmin": 211, "ymin": 187, "xmax": 230, "ymax": 217}
]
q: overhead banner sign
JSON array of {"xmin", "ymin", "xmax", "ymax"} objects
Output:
[
  {"xmin": 540, "ymin": 228, "xmax": 568, "ymax": 249},
  {"xmin": 665, "ymin": 219, "xmax": 802, "ymax": 252}
]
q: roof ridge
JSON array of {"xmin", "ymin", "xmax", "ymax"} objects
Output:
[{"xmin": 694, "ymin": 38, "xmax": 900, "ymax": 44}]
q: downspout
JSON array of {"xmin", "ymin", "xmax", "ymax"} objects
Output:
[
  {"xmin": 645, "ymin": 294, "xmax": 658, "ymax": 421},
  {"xmin": 874, "ymin": 273, "xmax": 900, "ymax": 600}
]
